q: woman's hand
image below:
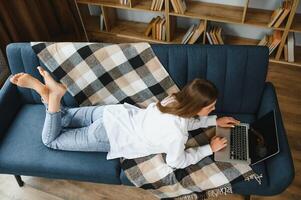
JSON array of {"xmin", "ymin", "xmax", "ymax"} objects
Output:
[
  {"xmin": 210, "ymin": 136, "xmax": 227, "ymax": 152},
  {"xmin": 216, "ymin": 116, "xmax": 240, "ymax": 128}
]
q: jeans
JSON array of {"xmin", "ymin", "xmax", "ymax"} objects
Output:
[{"xmin": 41, "ymin": 99, "xmax": 110, "ymax": 152}]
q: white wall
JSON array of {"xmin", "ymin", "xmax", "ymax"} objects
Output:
[{"xmin": 116, "ymin": 0, "xmax": 301, "ymax": 45}]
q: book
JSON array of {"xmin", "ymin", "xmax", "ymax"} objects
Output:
[
  {"xmin": 159, "ymin": 18, "xmax": 166, "ymax": 40},
  {"xmin": 171, "ymin": 0, "xmax": 186, "ymax": 14},
  {"xmin": 157, "ymin": 18, "xmax": 165, "ymax": 40},
  {"xmin": 151, "ymin": 16, "xmax": 161, "ymax": 39},
  {"xmin": 177, "ymin": 0, "xmax": 187, "ymax": 14},
  {"xmin": 148, "ymin": 16, "xmax": 166, "ymax": 40},
  {"xmin": 269, "ymin": 30, "xmax": 282, "ymax": 55},
  {"xmin": 100, "ymin": 14, "xmax": 105, "ymax": 31},
  {"xmin": 170, "ymin": 0, "xmax": 179, "ymax": 13},
  {"xmin": 174, "ymin": 0, "xmax": 181, "ymax": 13},
  {"xmin": 144, "ymin": 17, "xmax": 156, "ymax": 36},
  {"xmin": 210, "ymin": 27, "xmax": 219, "ymax": 44},
  {"xmin": 159, "ymin": 0, "xmax": 164, "ymax": 11},
  {"xmin": 287, "ymin": 32, "xmax": 295, "ymax": 62},
  {"xmin": 273, "ymin": 1, "xmax": 292, "ymax": 28},
  {"xmin": 156, "ymin": 18, "xmax": 162, "ymax": 39},
  {"xmin": 268, "ymin": 7, "xmax": 284, "ymax": 27},
  {"xmin": 284, "ymin": 44, "xmax": 288, "ymax": 61},
  {"xmin": 182, "ymin": 0, "xmax": 187, "ymax": 11},
  {"xmin": 187, "ymin": 21, "xmax": 205, "ymax": 44},
  {"xmin": 120, "ymin": 0, "xmax": 128, "ymax": 5},
  {"xmin": 206, "ymin": 31, "xmax": 213, "ymax": 44},
  {"xmin": 154, "ymin": 0, "xmax": 160, "ymax": 10},
  {"xmin": 162, "ymin": 20, "xmax": 166, "ymax": 41},
  {"xmin": 216, "ymin": 27, "xmax": 224, "ymax": 44},
  {"xmin": 181, "ymin": 24, "xmax": 195, "ymax": 44},
  {"xmin": 258, "ymin": 35, "xmax": 268, "ymax": 46},
  {"xmin": 151, "ymin": 0, "xmax": 156, "ymax": 10}
]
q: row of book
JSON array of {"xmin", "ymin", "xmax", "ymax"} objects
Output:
[
  {"xmin": 119, "ymin": 0, "xmax": 129, "ymax": 5},
  {"xmin": 283, "ymin": 32, "xmax": 295, "ymax": 62},
  {"xmin": 181, "ymin": 22, "xmax": 205, "ymax": 44},
  {"xmin": 258, "ymin": 30, "xmax": 282, "ymax": 55},
  {"xmin": 150, "ymin": 0, "xmax": 164, "ymax": 11},
  {"xmin": 170, "ymin": 0, "xmax": 187, "ymax": 14},
  {"xmin": 206, "ymin": 26, "xmax": 224, "ymax": 45},
  {"xmin": 268, "ymin": 0, "xmax": 292, "ymax": 28},
  {"xmin": 144, "ymin": 16, "xmax": 166, "ymax": 41},
  {"xmin": 181, "ymin": 24, "xmax": 226, "ymax": 45}
]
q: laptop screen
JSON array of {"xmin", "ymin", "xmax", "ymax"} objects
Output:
[{"xmin": 248, "ymin": 110, "xmax": 279, "ymax": 165}]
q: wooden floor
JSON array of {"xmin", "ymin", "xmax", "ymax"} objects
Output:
[{"xmin": 0, "ymin": 61, "xmax": 300, "ymax": 200}]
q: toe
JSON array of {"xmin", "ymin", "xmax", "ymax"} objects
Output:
[
  {"xmin": 37, "ymin": 66, "xmax": 45, "ymax": 76},
  {"xmin": 10, "ymin": 76, "xmax": 16, "ymax": 84},
  {"xmin": 14, "ymin": 73, "xmax": 24, "ymax": 80},
  {"xmin": 10, "ymin": 73, "xmax": 22, "ymax": 84}
]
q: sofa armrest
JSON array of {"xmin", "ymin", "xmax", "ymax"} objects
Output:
[
  {"xmin": 256, "ymin": 82, "xmax": 295, "ymax": 194},
  {"xmin": 0, "ymin": 75, "xmax": 23, "ymax": 140}
]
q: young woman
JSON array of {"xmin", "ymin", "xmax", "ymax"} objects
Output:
[{"xmin": 10, "ymin": 66, "xmax": 240, "ymax": 169}]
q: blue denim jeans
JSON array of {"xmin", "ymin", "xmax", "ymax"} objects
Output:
[{"xmin": 41, "ymin": 99, "xmax": 110, "ymax": 152}]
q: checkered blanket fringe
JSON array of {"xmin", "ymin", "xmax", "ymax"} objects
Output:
[{"xmin": 31, "ymin": 42, "xmax": 261, "ymax": 200}]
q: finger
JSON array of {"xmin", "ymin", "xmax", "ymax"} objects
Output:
[
  {"xmin": 231, "ymin": 119, "xmax": 240, "ymax": 124},
  {"xmin": 10, "ymin": 76, "xmax": 16, "ymax": 84},
  {"xmin": 226, "ymin": 117, "xmax": 239, "ymax": 123},
  {"xmin": 212, "ymin": 135, "xmax": 218, "ymax": 139},
  {"xmin": 37, "ymin": 66, "xmax": 45, "ymax": 76},
  {"xmin": 224, "ymin": 124, "xmax": 235, "ymax": 128},
  {"xmin": 220, "ymin": 144, "xmax": 227, "ymax": 150},
  {"xmin": 221, "ymin": 138, "xmax": 227, "ymax": 143},
  {"xmin": 218, "ymin": 143, "xmax": 227, "ymax": 151},
  {"xmin": 227, "ymin": 119, "xmax": 239, "ymax": 124}
]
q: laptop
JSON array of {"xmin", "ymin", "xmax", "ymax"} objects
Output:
[{"xmin": 214, "ymin": 110, "xmax": 279, "ymax": 166}]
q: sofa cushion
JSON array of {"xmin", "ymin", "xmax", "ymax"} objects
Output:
[
  {"xmin": 0, "ymin": 104, "xmax": 121, "ymax": 184},
  {"xmin": 120, "ymin": 113, "xmax": 269, "ymax": 195}
]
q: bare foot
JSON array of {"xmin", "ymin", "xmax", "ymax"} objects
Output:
[
  {"xmin": 37, "ymin": 66, "xmax": 67, "ymax": 98},
  {"xmin": 10, "ymin": 73, "xmax": 49, "ymax": 102}
]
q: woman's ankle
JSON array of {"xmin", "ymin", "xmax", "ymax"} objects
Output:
[{"xmin": 48, "ymin": 93, "xmax": 63, "ymax": 113}]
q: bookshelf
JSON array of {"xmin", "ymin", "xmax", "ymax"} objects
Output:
[
  {"xmin": 0, "ymin": 50, "xmax": 9, "ymax": 87},
  {"xmin": 74, "ymin": 0, "xmax": 301, "ymax": 68}
]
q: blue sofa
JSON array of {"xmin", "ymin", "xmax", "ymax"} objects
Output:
[{"xmin": 0, "ymin": 43, "xmax": 294, "ymax": 199}]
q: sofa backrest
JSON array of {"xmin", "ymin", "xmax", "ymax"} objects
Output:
[{"xmin": 6, "ymin": 43, "xmax": 268, "ymax": 114}]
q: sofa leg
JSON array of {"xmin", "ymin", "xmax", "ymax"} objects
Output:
[
  {"xmin": 14, "ymin": 175, "xmax": 24, "ymax": 187},
  {"xmin": 244, "ymin": 195, "xmax": 251, "ymax": 200}
]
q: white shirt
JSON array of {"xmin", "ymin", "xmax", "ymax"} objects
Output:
[{"xmin": 102, "ymin": 95, "xmax": 217, "ymax": 169}]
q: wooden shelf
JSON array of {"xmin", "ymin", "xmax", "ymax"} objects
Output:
[
  {"xmin": 170, "ymin": 28, "xmax": 190, "ymax": 43},
  {"xmin": 290, "ymin": 13, "xmax": 301, "ymax": 33},
  {"xmin": 169, "ymin": 1, "xmax": 244, "ymax": 24},
  {"xmin": 131, "ymin": 0, "xmax": 165, "ymax": 13},
  {"xmin": 0, "ymin": 67, "xmax": 9, "ymax": 88},
  {"xmin": 77, "ymin": 0, "xmax": 130, "ymax": 9},
  {"xmin": 75, "ymin": 0, "xmax": 301, "ymax": 68},
  {"xmin": 77, "ymin": 0, "xmax": 164, "ymax": 13},
  {"xmin": 223, "ymin": 35, "xmax": 259, "ymax": 45},
  {"xmin": 89, "ymin": 20, "xmax": 168, "ymax": 44},
  {"xmin": 270, "ymin": 46, "xmax": 301, "ymax": 68},
  {"xmin": 77, "ymin": 3, "xmax": 100, "ymax": 32},
  {"xmin": 244, "ymin": 7, "xmax": 285, "ymax": 31},
  {"xmin": 296, "ymin": 46, "xmax": 301, "ymax": 65}
]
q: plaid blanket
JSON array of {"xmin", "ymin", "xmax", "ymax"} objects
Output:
[
  {"xmin": 31, "ymin": 42, "xmax": 178, "ymax": 107},
  {"xmin": 31, "ymin": 42, "xmax": 261, "ymax": 199}
]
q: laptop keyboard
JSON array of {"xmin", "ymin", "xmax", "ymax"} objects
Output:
[{"xmin": 230, "ymin": 125, "xmax": 248, "ymax": 161}]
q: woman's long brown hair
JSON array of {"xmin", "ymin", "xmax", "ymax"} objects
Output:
[{"xmin": 156, "ymin": 78, "xmax": 218, "ymax": 118}]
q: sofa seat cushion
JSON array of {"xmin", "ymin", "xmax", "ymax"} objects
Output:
[
  {"xmin": 120, "ymin": 113, "xmax": 270, "ymax": 195},
  {"xmin": 0, "ymin": 104, "xmax": 121, "ymax": 184}
]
